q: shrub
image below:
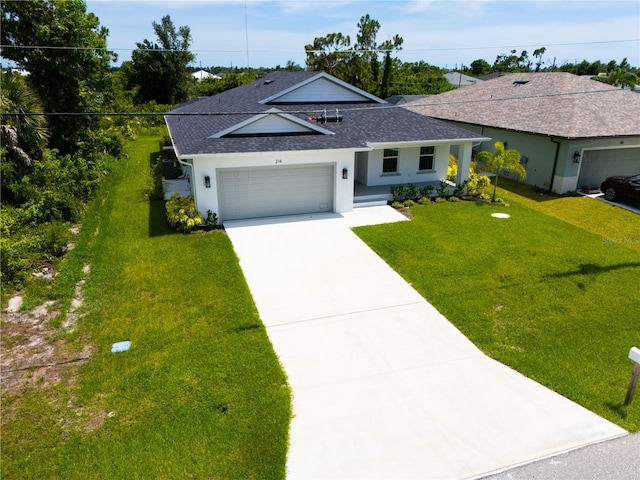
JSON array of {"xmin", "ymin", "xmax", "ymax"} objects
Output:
[
  {"xmin": 0, "ymin": 236, "xmax": 29, "ymax": 287},
  {"xmin": 403, "ymin": 200, "xmax": 416, "ymax": 207},
  {"xmin": 166, "ymin": 194, "xmax": 202, "ymax": 233},
  {"xmin": 419, "ymin": 185, "xmax": 434, "ymax": 198},
  {"xmin": 453, "ymin": 180, "xmax": 468, "ymax": 197},
  {"xmin": 448, "ymin": 196, "xmax": 460, "ymax": 202},
  {"xmin": 466, "ymin": 173, "xmax": 491, "ymax": 197},
  {"xmin": 436, "ymin": 179, "xmax": 450, "ymax": 198},
  {"xmin": 434, "ymin": 197, "xmax": 446, "ymax": 203},
  {"xmin": 390, "ymin": 185, "xmax": 409, "ymax": 202},
  {"xmin": 205, "ymin": 210, "xmax": 218, "ymax": 227},
  {"xmin": 406, "ymin": 184, "xmax": 419, "ymax": 200},
  {"xmin": 447, "ymin": 154, "xmax": 458, "ymax": 182},
  {"xmin": 391, "ymin": 201, "xmax": 405, "ymax": 209},
  {"xmin": 418, "ymin": 197, "xmax": 431, "ymax": 205},
  {"xmin": 41, "ymin": 221, "xmax": 72, "ymax": 257}
]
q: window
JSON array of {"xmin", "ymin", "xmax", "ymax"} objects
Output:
[
  {"xmin": 383, "ymin": 148, "xmax": 399, "ymax": 173},
  {"xmin": 419, "ymin": 146, "xmax": 435, "ymax": 171}
]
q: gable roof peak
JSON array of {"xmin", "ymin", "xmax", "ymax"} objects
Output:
[{"xmin": 259, "ymin": 71, "xmax": 385, "ymax": 105}]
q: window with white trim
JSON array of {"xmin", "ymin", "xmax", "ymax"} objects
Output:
[
  {"xmin": 419, "ymin": 146, "xmax": 435, "ymax": 171},
  {"xmin": 383, "ymin": 148, "xmax": 399, "ymax": 173}
]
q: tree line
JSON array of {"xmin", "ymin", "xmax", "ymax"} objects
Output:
[{"xmin": 1, "ymin": 0, "xmax": 638, "ymax": 289}]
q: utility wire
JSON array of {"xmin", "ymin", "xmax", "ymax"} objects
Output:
[{"xmin": 1, "ymin": 39, "xmax": 638, "ymax": 55}]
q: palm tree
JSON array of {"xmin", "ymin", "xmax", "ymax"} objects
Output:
[
  {"xmin": 0, "ymin": 71, "xmax": 49, "ymax": 164},
  {"xmin": 476, "ymin": 141, "xmax": 526, "ymax": 202},
  {"xmin": 1, "ymin": 72, "xmax": 49, "ymax": 204}
]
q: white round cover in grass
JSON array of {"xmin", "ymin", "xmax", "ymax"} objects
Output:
[{"xmin": 491, "ymin": 213, "xmax": 510, "ymax": 218}]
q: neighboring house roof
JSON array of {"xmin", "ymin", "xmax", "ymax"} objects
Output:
[
  {"xmin": 385, "ymin": 95, "xmax": 430, "ymax": 105},
  {"xmin": 444, "ymin": 72, "xmax": 484, "ymax": 88},
  {"xmin": 192, "ymin": 70, "xmax": 221, "ymax": 81},
  {"xmin": 166, "ymin": 71, "xmax": 486, "ymax": 156},
  {"xmin": 404, "ymin": 72, "xmax": 640, "ymax": 139},
  {"xmin": 478, "ymin": 72, "xmax": 504, "ymax": 81}
]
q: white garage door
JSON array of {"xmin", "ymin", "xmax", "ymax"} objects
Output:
[
  {"xmin": 218, "ymin": 164, "xmax": 334, "ymax": 221},
  {"xmin": 578, "ymin": 148, "xmax": 640, "ymax": 188}
]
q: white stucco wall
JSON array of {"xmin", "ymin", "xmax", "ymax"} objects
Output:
[
  {"xmin": 361, "ymin": 145, "xmax": 450, "ymax": 186},
  {"xmin": 186, "ymin": 149, "xmax": 356, "ymax": 218}
]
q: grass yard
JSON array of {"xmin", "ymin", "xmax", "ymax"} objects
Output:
[
  {"xmin": 355, "ymin": 182, "xmax": 640, "ymax": 432},
  {"xmin": 1, "ymin": 133, "xmax": 291, "ymax": 478}
]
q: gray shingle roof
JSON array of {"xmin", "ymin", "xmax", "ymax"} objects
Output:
[
  {"xmin": 166, "ymin": 71, "xmax": 486, "ymax": 156},
  {"xmin": 404, "ymin": 72, "xmax": 640, "ymax": 139}
]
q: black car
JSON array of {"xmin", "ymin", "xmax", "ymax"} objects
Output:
[{"xmin": 600, "ymin": 174, "xmax": 640, "ymax": 202}]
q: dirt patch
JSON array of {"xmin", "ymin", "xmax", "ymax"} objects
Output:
[
  {"xmin": 0, "ymin": 304, "xmax": 91, "ymax": 396},
  {"xmin": 1, "ymin": 265, "xmax": 93, "ymax": 397}
]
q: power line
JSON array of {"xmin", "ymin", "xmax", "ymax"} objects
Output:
[{"xmin": 1, "ymin": 39, "xmax": 638, "ymax": 56}]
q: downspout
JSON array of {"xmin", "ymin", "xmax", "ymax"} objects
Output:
[{"xmin": 548, "ymin": 137, "xmax": 561, "ymax": 193}]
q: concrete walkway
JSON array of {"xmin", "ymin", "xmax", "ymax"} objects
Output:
[{"xmin": 225, "ymin": 206, "xmax": 626, "ymax": 479}]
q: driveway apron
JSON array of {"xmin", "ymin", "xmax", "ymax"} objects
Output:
[{"xmin": 224, "ymin": 207, "xmax": 626, "ymax": 479}]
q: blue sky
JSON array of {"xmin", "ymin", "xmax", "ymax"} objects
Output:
[{"xmin": 85, "ymin": 0, "xmax": 639, "ymax": 69}]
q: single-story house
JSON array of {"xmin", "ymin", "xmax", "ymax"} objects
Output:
[
  {"xmin": 165, "ymin": 71, "xmax": 488, "ymax": 222},
  {"xmin": 405, "ymin": 72, "xmax": 640, "ymax": 193}
]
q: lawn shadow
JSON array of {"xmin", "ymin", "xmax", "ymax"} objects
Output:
[
  {"xmin": 546, "ymin": 262, "xmax": 640, "ymax": 279},
  {"xmin": 498, "ymin": 178, "xmax": 565, "ymax": 203},
  {"xmin": 149, "ymin": 199, "xmax": 175, "ymax": 237},
  {"xmin": 148, "ymin": 149, "xmax": 176, "ymax": 238},
  {"xmin": 604, "ymin": 401, "xmax": 628, "ymax": 420}
]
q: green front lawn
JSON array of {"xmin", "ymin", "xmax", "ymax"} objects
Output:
[
  {"xmin": 355, "ymin": 182, "xmax": 640, "ymax": 431},
  {"xmin": 1, "ymin": 133, "xmax": 291, "ymax": 478}
]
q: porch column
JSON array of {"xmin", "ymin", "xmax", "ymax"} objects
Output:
[{"xmin": 456, "ymin": 142, "xmax": 473, "ymax": 185}]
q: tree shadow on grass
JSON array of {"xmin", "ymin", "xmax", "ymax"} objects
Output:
[
  {"xmin": 149, "ymin": 199, "xmax": 175, "ymax": 237},
  {"xmin": 147, "ymin": 149, "xmax": 177, "ymax": 237},
  {"xmin": 545, "ymin": 262, "xmax": 640, "ymax": 279},
  {"xmin": 498, "ymin": 178, "xmax": 565, "ymax": 203}
]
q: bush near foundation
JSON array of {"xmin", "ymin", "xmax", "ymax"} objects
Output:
[{"xmin": 166, "ymin": 194, "xmax": 202, "ymax": 233}]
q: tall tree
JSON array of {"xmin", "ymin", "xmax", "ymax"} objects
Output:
[
  {"xmin": 305, "ymin": 15, "xmax": 402, "ymax": 97},
  {"xmin": 353, "ymin": 14, "xmax": 380, "ymax": 91},
  {"xmin": 1, "ymin": 0, "xmax": 115, "ymax": 155},
  {"xmin": 492, "ymin": 49, "xmax": 531, "ymax": 72},
  {"xmin": 533, "ymin": 47, "xmax": 546, "ymax": 72},
  {"xmin": 469, "ymin": 59, "xmax": 491, "ymax": 77},
  {"xmin": 476, "ymin": 141, "xmax": 526, "ymax": 202},
  {"xmin": 305, "ymin": 33, "xmax": 351, "ymax": 75},
  {"xmin": 389, "ymin": 62, "xmax": 454, "ymax": 96},
  {"xmin": 130, "ymin": 15, "xmax": 195, "ymax": 104},
  {"xmin": 378, "ymin": 35, "xmax": 403, "ymax": 98}
]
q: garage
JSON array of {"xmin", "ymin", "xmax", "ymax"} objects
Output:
[
  {"xmin": 218, "ymin": 164, "xmax": 334, "ymax": 221},
  {"xmin": 578, "ymin": 147, "xmax": 640, "ymax": 189}
]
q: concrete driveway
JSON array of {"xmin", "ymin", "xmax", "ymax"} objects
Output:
[{"xmin": 225, "ymin": 206, "xmax": 626, "ymax": 479}]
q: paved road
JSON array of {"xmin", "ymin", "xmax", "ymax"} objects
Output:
[
  {"xmin": 483, "ymin": 432, "xmax": 640, "ymax": 480},
  {"xmin": 225, "ymin": 207, "xmax": 627, "ymax": 479}
]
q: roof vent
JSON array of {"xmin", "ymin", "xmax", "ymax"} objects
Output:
[
  {"xmin": 513, "ymin": 80, "xmax": 530, "ymax": 86},
  {"xmin": 264, "ymin": 79, "xmax": 274, "ymax": 85}
]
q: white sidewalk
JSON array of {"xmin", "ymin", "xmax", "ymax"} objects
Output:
[{"xmin": 225, "ymin": 207, "xmax": 626, "ymax": 479}]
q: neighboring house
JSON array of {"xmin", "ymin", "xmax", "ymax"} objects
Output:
[
  {"xmin": 444, "ymin": 72, "xmax": 484, "ymax": 88},
  {"xmin": 191, "ymin": 70, "xmax": 221, "ymax": 81},
  {"xmin": 405, "ymin": 72, "xmax": 640, "ymax": 193},
  {"xmin": 386, "ymin": 94, "xmax": 430, "ymax": 105},
  {"xmin": 165, "ymin": 71, "xmax": 488, "ymax": 222}
]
